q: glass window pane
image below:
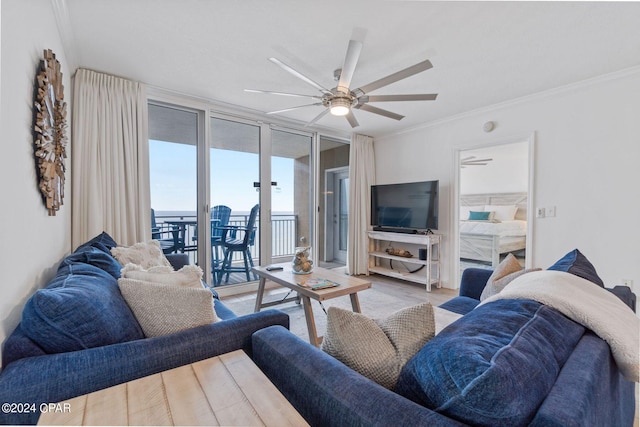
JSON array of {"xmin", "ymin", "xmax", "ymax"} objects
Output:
[
  {"xmin": 272, "ymin": 130, "xmax": 312, "ymax": 262},
  {"xmin": 149, "ymin": 105, "xmax": 198, "ymax": 261},
  {"xmin": 210, "ymin": 117, "xmax": 260, "ymax": 286}
]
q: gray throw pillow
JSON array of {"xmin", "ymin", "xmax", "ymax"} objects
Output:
[
  {"xmin": 118, "ymin": 278, "xmax": 219, "ymax": 337},
  {"xmin": 322, "ymin": 302, "xmax": 435, "ymax": 389}
]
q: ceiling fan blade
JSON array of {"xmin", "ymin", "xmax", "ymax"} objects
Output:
[
  {"xmin": 345, "ymin": 111, "xmax": 359, "ymax": 128},
  {"xmin": 245, "ymin": 89, "xmax": 322, "ymax": 99},
  {"xmin": 266, "ymin": 103, "xmax": 323, "ymax": 115},
  {"xmin": 356, "ymin": 103, "xmax": 404, "ymax": 121},
  {"xmin": 462, "ymin": 158, "xmax": 493, "ymax": 164},
  {"xmin": 268, "ymin": 57, "xmax": 332, "ymax": 95},
  {"xmin": 305, "ymin": 109, "xmax": 330, "ymax": 127},
  {"xmin": 356, "ymin": 59, "xmax": 433, "ymax": 95},
  {"xmin": 365, "ymin": 94, "xmax": 438, "ymax": 102},
  {"xmin": 461, "ymin": 156, "xmax": 476, "ymax": 161},
  {"xmin": 337, "ymin": 40, "xmax": 363, "ymax": 92}
]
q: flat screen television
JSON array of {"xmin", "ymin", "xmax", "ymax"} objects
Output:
[{"xmin": 371, "ymin": 180, "xmax": 439, "ymax": 232}]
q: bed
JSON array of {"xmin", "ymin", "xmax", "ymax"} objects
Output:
[{"xmin": 459, "ymin": 192, "xmax": 528, "ymax": 268}]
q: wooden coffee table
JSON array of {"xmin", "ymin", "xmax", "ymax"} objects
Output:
[
  {"xmin": 37, "ymin": 350, "xmax": 308, "ymax": 426},
  {"xmin": 252, "ymin": 263, "xmax": 372, "ymax": 347}
]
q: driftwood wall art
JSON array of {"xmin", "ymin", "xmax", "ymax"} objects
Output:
[{"xmin": 34, "ymin": 49, "xmax": 67, "ymax": 216}]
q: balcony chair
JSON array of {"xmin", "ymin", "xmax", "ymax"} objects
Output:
[
  {"xmin": 217, "ymin": 204, "xmax": 259, "ymax": 285},
  {"xmin": 151, "ymin": 209, "xmax": 182, "ymax": 254},
  {"xmin": 210, "ymin": 205, "xmax": 232, "ymax": 281}
]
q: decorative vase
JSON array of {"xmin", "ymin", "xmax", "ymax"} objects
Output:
[{"xmin": 291, "ymin": 246, "xmax": 313, "ymax": 274}]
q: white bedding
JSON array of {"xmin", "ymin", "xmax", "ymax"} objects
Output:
[{"xmin": 459, "ymin": 219, "xmax": 527, "ymax": 237}]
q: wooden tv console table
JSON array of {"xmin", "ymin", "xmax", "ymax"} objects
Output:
[{"xmin": 368, "ymin": 231, "xmax": 441, "ymax": 291}]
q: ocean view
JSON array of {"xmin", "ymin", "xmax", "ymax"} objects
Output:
[{"xmin": 155, "ymin": 210, "xmax": 295, "ymax": 219}]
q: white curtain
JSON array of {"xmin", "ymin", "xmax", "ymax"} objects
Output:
[
  {"xmin": 71, "ymin": 69, "xmax": 150, "ymax": 248},
  {"xmin": 347, "ymin": 134, "xmax": 375, "ymax": 275}
]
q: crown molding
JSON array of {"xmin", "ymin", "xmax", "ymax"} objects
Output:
[
  {"xmin": 51, "ymin": 0, "xmax": 78, "ymax": 71},
  {"xmin": 380, "ymin": 64, "xmax": 640, "ymax": 139}
]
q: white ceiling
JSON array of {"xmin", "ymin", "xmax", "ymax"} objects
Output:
[{"xmin": 63, "ymin": 0, "xmax": 640, "ymax": 137}]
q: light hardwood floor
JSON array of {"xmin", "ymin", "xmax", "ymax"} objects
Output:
[{"xmin": 221, "ymin": 270, "xmax": 457, "ymax": 343}]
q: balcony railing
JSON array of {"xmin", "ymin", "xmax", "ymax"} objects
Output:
[{"xmin": 155, "ymin": 213, "xmax": 297, "ymax": 266}]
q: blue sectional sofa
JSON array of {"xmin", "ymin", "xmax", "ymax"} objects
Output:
[
  {"xmin": 0, "ymin": 233, "xmax": 289, "ymax": 425},
  {"xmin": 252, "ymin": 267, "xmax": 637, "ymax": 427}
]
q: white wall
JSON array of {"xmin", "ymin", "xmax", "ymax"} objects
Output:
[
  {"xmin": 375, "ymin": 69, "xmax": 640, "ymax": 292},
  {"xmin": 0, "ymin": 0, "xmax": 72, "ymax": 363},
  {"xmin": 460, "ymin": 141, "xmax": 529, "ymax": 195}
]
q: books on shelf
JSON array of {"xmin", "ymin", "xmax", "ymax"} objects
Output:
[{"xmin": 297, "ymin": 278, "xmax": 340, "ymax": 290}]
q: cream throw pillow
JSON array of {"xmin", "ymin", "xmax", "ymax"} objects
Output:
[
  {"xmin": 118, "ymin": 278, "xmax": 219, "ymax": 338},
  {"xmin": 121, "ymin": 263, "xmax": 204, "ymax": 288},
  {"xmin": 322, "ymin": 302, "xmax": 435, "ymax": 389},
  {"xmin": 111, "ymin": 240, "xmax": 172, "ymax": 269}
]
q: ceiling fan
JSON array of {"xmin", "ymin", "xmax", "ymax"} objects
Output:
[
  {"xmin": 245, "ymin": 39, "xmax": 438, "ymax": 128},
  {"xmin": 461, "ymin": 156, "xmax": 494, "ymax": 168}
]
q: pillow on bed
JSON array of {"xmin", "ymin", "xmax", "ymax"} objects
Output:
[
  {"xmin": 460, "ymin": 205, "xmax": 485, "ymax": 220},
  {"xmin": 485, "ymin": 205, "xmax": 518, "ymax": 221},
  {"xmin": 468, "ymin": 211, "xmax": 492, "ymax": 221}
]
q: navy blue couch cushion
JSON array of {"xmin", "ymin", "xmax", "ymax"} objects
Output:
[
  {"xmin": 1, "ymin": 325, "xmax": 47, "ymax": 367},
  {"xmin": 437, "ymin": 296, "xmax": 479, "ymax": 315},
  {"xmin": 74, "ymin": 231, "xmax": 118, "ymax": 253},
  {"xmin": 59, "ymin": 246, "xmax": 122, "ymax": 279},
  {"xmin": 395, "ymin": 299, "xmax": 585, "ymax": 427},
  {"xmin": 214, "ymin": 299, "xmax": 237, "ymax": 320},
  {"xmin": 438, "ymin": 268, "xmax": 492, "ymax": 315},
  {"xmin": 547, "ymin": 248, "xmax": 604, "ymax": 287},
  {"xmin": 21, "ymin": 264, "xmax": 144, "ymax": 354}
]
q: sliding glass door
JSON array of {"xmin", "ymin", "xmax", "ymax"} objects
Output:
[
  {"xmin": 148, "ymin": 103, "xmax": 201, "ymax": 264},
  {"xmin": 271, "ymin": 129, "xmax": 314, "ymax": 264},
  {"xmin": 209, "ymin": 117, "xmax": 260, "ymax": 286},
  {"xmin": 149, "ymin": 99, "xmax": 346, "ymax": 289}
]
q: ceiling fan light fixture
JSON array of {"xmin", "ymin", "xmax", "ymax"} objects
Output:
[
  {"xmin": 255, "ymin": 39, "xmax": 438, "ymax": 127},
  {"xmin": 329, "ymin": 98, "xmax": 351, "ymax": 116}
]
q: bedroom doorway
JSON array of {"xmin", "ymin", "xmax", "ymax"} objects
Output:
[{"xmin": 455, "ymin": 137, "xmax": 534, "ymax": 282}]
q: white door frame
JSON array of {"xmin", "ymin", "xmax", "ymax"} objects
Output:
[{"xmin": 451, "ymin": 132, "xmax": 536, "ymax": 286}]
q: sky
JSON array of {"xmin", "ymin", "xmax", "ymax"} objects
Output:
[{"xmin": 149, "ymin": 140, "xmax": 294, "ymax": 214}]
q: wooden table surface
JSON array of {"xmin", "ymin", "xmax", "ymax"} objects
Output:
[
  {"xmin": 252, "ymin": 263, "xmax": 372, "ymax": 347},
  {"xmin": 252, "ymin": 263, "xmax": 371, "ymax": 301},
  {"xmin": 38, "ymin": 350, "xmax": 308, "ymax": 426}
]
